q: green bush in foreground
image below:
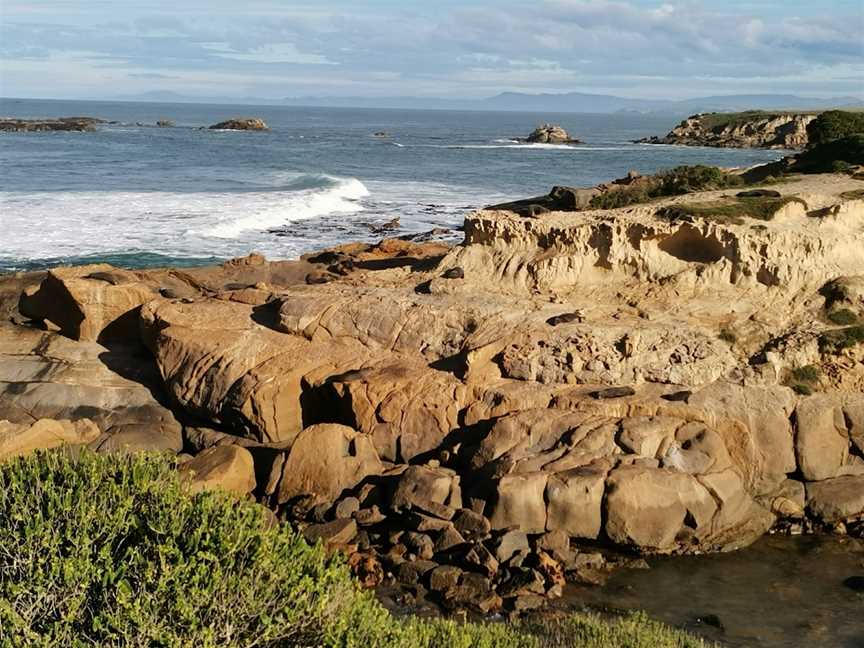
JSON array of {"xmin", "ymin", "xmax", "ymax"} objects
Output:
[{"xmin": 0, "ymin": 450, "xmax": 712, "ymax": 647}]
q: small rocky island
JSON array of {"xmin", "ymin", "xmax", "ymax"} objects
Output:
[
  {"xmin": 521, "ymin": 123, "xmax": 581, "ymax": 144},
  {"xmin": 208, "ymin": 117, "xmax": 269, "ymax": 131},
  {"xmin": 0, "ymin": 116, "xmax": 105, "ymax": 132},
  {"xmin": 637, "ymin": 110, "xmax": 819, "ymax": 149}
]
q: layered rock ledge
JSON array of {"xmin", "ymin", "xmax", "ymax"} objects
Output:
[{"xmin": 2, "ymin": 172, "xmax": 863, "ymax": 614}]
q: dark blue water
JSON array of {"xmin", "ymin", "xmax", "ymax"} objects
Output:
[{"xmin": 0, "ymin": 98, "xmax": 786, "ymax": 271}]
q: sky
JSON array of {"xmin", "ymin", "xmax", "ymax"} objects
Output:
[{"xmin": 0, "ymin": 0, "xmax": 862, "ymax": 101}]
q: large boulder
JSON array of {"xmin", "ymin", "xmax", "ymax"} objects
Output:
[
  {"xmin": 0, "ymin": 325, "xmax": 181, "ymax": 437},
  {"xmin": 0, "ymin": 418, "xmax": 100, "ymax": 460},
  {"xmin": 275, "ymin": 424, "xmax": 383, "ymax": 504},
  {"xmin": 140, "ymin": 298, "xmax": 367, "ymax": 443},
  {"xmin": 179, "ymin": 445, "xmax": 256, "ymax": 495},
  {"xmin": 20, "ymin": 265, "xmax": 157, "ymax": 342}
]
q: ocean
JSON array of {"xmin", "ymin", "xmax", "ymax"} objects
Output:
[{"xmin": 0, "ymin": 98, "xmax": 787, "ymax": 272}]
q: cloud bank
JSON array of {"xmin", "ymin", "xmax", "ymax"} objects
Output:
[{"xmin": 0, "ymin": 0, "xmax": 861, "ymax": 100}]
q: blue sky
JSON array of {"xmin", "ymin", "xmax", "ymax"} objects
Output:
[{"xmin": 1, "ymin": 1, "xmax": 861, "ymax": 100}]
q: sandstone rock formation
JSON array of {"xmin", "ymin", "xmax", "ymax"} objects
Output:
[
  {"xmin": 2, "ymin": 169, "xmax": 863, "ymax": 614},
  {"xmin": 638, "ymin": 112, "xmax": 816, "ymax": 149},
  {"xmin": 208, "ymin": 118, "xmax": 269, "ymax": 131}
]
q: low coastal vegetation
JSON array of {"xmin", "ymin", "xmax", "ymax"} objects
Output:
[
  {"xmin": 657, "ymin": 195, "xmax": 806, "ymax": 224},
  {"xmin": 697, "ymin": 110, "xmax": 817, "ymax": 130},
  {"xmin": 0, "ymin": 450, "xmax": 711, "ymax": 647},
  {"xmin": 588, "ymin": 165, "xmax": 744, "ymax": 210}
]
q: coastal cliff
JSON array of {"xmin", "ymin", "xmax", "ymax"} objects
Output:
[
  {"xmin": 2, "ymin": 166, "xmax": 863, "ymax": 616},
  {"xmin": 638, "ymin": 111, "xmax": 817, "ymax": 149}
]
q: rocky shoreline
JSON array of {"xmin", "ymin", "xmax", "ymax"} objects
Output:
[
  {"xmin": 1, "ymin": 164, "xmax": 863, "ymax": 616},
  {"xmin": 636, "ymin": 111, "xmax": 817, "ymax": 149}
]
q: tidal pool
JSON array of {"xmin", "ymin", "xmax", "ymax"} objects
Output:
[{"xmin": 565, "ymin": 534, "xmax": 864, "ymax": 647}]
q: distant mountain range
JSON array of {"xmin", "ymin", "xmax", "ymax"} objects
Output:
[{"xmin": 113, "ymin": 90, "xmax": 864, "ymax": 115}]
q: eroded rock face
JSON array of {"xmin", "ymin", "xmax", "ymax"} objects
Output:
[{"xmin": 637, "ymin": 112, "xmax": 816, "ymax": 149}]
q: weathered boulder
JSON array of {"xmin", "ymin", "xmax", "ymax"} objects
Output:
[
  {"xmin": 806, "ymin": 475, "xmax": 864, "ymax": 523},
  {"xmin": 326, "ymin": 361, "xmax": 467, "ymax": 462},
  {"xmin": 795, "ymin": 396, "xmax": 851, "ymax": 481},
  {"xmin": 0, "ymin": 418, "xmax": 100, "ymax": 460},
  {"xmin": 545, "ymin": 462, "xmax": 608, "ymax": 538},
  {"xmin": 179, "ymin": 445, "xmax": 256, "ymax": 495},
  {"xmin": 275, "ymin": 423, "xmax": 382, "ymax": 504},
  {"xmin": 20, "ymin": 265, "xmax": 157, "ymax": 342},
  {"xmin": 488, "ymin": 472, "xmax": 549, "ymax": 533},
  {"xmin": 605, "ymin": 465, "xmax": 717, "ymax": 551}
]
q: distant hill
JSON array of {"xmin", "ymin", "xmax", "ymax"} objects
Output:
[{"xmin": 110, "ymin": 90, "xmax": 864, "ymax": 114}]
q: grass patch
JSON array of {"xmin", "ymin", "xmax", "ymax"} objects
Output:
[
  {"xmin": 0, "ymin": 449, "xmax": 714, "ymax": 648},
  {"xmin": 819, "ymin": 325, "xmax": 864, "ymax": 354},
  {"xmin": 656, "ymin": 196, "xmax": 806, "ymax": 224},
  {"xmin": 589, "ymin": 165, "xmax": 744, "ymax": 210},
  {"xmin": 827, "ymin": 308, "xmax": 860, "ymax": 325}
]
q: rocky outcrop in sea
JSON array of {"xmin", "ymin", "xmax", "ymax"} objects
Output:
[
  {"xmin": 208, "ymin": 118, "xmax": 270, "ymax": 131},
  {"xmin": 522, "ymin": 123, "xmax": 581, "ymax": 144},
  {"xmin": 0, "ymin": 117, "xmax": 105, "ymax": 132}
]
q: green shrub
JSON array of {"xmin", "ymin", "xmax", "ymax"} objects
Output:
[
  {"xmin": 791, "ymin": 365, "xmax": 821, "ymax": 383},
  {"xmin": 806, "ymin": 111, "xmax": 864, "ymax": 147},
  {"xmin": 791, "ymin": 383, "xmax": 813, "ymax": 396},
  {"xmin": 819, "ymin": 325, "xmax": 864, "ymax": 354},
  {"xmin": 0, "ymin": 450, "xmax": 713, "ymax": 648},
  {"xmin": 827, "ymin": 308, "xmax": 859, "ymax": 325},
  {"xmin": 589, "ymin": 166, "xmax": 743, "ymax": 210},
  {"xmin": 795, "ymin": 135, "xmax": 864, "ymax": 174}
]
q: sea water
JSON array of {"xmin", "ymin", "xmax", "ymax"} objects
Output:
[{"xmin": 0, "ymin": 98, "xmax": 786, "ymax": 271}]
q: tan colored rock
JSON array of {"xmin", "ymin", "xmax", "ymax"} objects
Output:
[
  {"xmin": 275, "ymin": 424, "xmax": 382, "ymax": 504},
  {"xmin": 806, "ymin": 475, "xmax": 864, "ymax": 523},
  {"xmin": 20, "ymin": 265, "xmax": 157, "ymax": 342},
  {"xmin": 605, "ymin": 465, "xmax": 716, "ymax": 551},
  {"xmin": 327, "ymin": 361, "xmax": 467, "ymax": 462},
  {"xmin": 795, "ymin": 395, "xmax": 849, "ymax": 481},
  {"xmin": 545, "ymin": 462, "xmax": 608, "ymax": 538},
  {"xmin": 488, "ymin": 471, "xmax": 549, "ymax": 533},
  {"xmin": 0, "ymin": 418, "xmax": 100, "ymax": 460},
  {"xmin": 180, "ymin": 445, "xmax": 256, "ymax": 495}
]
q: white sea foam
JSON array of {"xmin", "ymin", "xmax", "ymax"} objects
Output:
[
  {"xmin": 0, "ymin": 174, "xmax": 370, "ymax": 262},
  {"xmin": 207, "ymin": 176, "xmax": 368, "ymax": 238}
]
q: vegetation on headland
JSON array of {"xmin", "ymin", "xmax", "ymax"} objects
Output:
[
  {"xmin": 0, "ymin": 449, "xmax": 713, "ymax": 647},
  {"xmin": 806, "ymin": 111, "xmax": 864, "ymax": 147},
  {"xmin": 657, "ymin": 196, "xmax": 806, "ymax": 224},
  {"xmin": 696, "ymin": 110, "xmax": 819, "ymax": 131},
  {"xmin": 794, "ymin": 134, "xmax": 864, "ymax": 173},
  {"xmin": 588, "ymin": 165, "xmax": 744, "ymax": 210}
]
